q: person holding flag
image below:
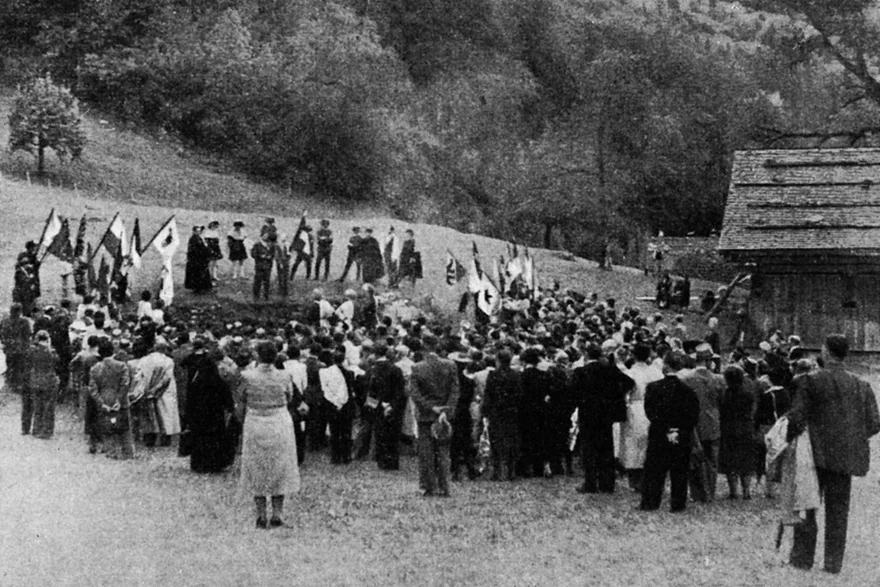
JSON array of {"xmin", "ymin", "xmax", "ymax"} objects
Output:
[
  {"xmin": 289, "ymin": 214, "xmax": 314, "ymax": 281},
  {"xmin": 147, "ymin": 216, "xmax": 180, "ymax": 307}
]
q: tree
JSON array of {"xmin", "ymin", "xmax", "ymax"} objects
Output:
[{"xmin": 8, "ymin": 75, "xmax": 86, "ymax": 174}]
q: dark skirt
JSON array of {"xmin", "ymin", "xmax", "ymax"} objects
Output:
[
  {"xmin": 205, "ymin": 237, "xmax": 223, "ymax": 260},
  {"xmin": 228, "ymin": 237, "xmax": 248, "ymax": 262},
  {"xmin": 719, "ymin": 433, "xmax": 757, "ymax": 476}
]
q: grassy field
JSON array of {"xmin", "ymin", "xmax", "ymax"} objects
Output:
[{"xmin": 1, "ymin": 395, "xmax": 879, "ymax": 587}]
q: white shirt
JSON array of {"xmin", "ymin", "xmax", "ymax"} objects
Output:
[
  {"xmin": 283, "ymin": 359, "xmax": 308, "ymax": 395},
  {"xmin": 335, "ymin": 300, "xmax": 355, "ymax": 327},
  {"xmin": 137, "ymin": 301, "xmax": 152, "ymax": 319},
  {"xmin": 319, "ymin": 364, "xmax": 349, "ymax": 409}
]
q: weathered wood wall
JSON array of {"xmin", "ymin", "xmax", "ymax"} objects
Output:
[{"xmin": 751, "ymin": 271, "xmax": 880, "ymax": 351}]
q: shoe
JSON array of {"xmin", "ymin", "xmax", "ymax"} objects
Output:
[
  {"xmin": 270, "ymin": 517, "xmax": 284, "ymax": 528},
  {"xmin": 577, "ymin": 484, "xmax": 598, "ymax": 494},
  {"xmin": 256, "ymin": 517, "xmax": 268, "ymax": 529}
]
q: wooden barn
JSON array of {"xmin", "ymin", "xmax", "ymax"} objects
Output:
[{"xmin": 718, "ymin": 148, "xmax": 880, "ymax": 353}]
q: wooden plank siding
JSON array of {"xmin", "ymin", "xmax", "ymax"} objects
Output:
[{"xmin": 751, "ymin": 273, "xmax": 880, "ymax": 351}]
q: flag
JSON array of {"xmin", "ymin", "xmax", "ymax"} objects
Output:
[
  {"xmin": 522, "ymin": 247, "xmax": 538, "ymax": 296},
  {"xmin": 85, "ymin": 243, "xmax": 96, "ymax": 293},
  {"xmin": 97, "ymin": 255, "xmax": 111, "ymax": 299},
  {"xmin": 45, "ymin": 217, "xmax": 74, "ymax": 263},
  {"xmin": 73, "ymin": 216, "xmax": 87, "ymax": 259},
  {"xmin": 158, "ymin": 264, "xmax": 174, "ymax": 306},
  {"xmin": 150, "ymin": 216, "xmax": 180, "ymax": 261},
  {"xmin": 445, "ymin": 250, "xmax": 466, "ymax": 286},
  {"xmin": 128, "ymin": 218, "xmax": 142, "ymax": 269},
  {"xmin": 468, "ymin": 242, "xmax": 483, "ymax": 293},
  {"xmin": 99, "ymin": 213, "xmax": 127, "ymax": 257},
  {"xmin": 37, "ymin": 208, "xmax": 62, "ymax": 256},
  {"xmin": 293, "ymin": 213, "xmax": 309, "ymax": 251},
  {"xmin": 506, "ymin": 243, "xmax": 523, "ymax": 281},
  {"xmin": 476, "ymin": 272, "xmax": 501, "ymax": 316},
  {"xmin": 492, "ymin": 256, "xmax": 503, "ymax": 294}
]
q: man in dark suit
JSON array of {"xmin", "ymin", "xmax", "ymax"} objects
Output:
[
  {"xmin": 410, "ymin": 334, "xmax": 460, "ymax": 496},
  {"xmin": 572, "ymin": 344, "xmax": 632, "ymax": 494},
  {"xmin": 368, "ymin": 343, "xmax": 407, "ymax": 470},
  {"xmin": 787, "ymin": 334, "xmax": 880, "ymax": 575},
  {"xmin": 640, "ymin": 351, "xmax": 700, "ymax": 512},
  {"xmin": 337, "ymin": 226, "xmax": 362, "ymax": 282}
]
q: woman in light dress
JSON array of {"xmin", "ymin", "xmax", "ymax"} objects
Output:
[{"xmin": 620, "ymin": 344, "xmax": 664, "ymax": 492}]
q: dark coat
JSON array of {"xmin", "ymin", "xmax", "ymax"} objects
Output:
[
  {"xmin": 368, "ymin": 359, "xmax": 407, "ymax": 420},
  {"xmin": 410, "ymin": 353, "xmax": 460, "ymax": 423},
  {"xmin": 184, "ymin": 235, "xmax": 213, "ymax": 293},
  {"xmin": 678, "ymin": 367, "xmax": 724, "ymax": 442},
  {"xmin": 787, "ymin": 360, "xmax": 880, "ymax": 477},
  {"xmin": 572, "ymin": 360, "xmax": 631, "ymax": 429},
  {"xmin": 483, "ymin": 366, "xmax": 522, "ymax": 441},
  {"xmin": 359, "ymin": 236, "xmax": 385, "ymax": 283},
  {"xmin": 644, "ymin": 374, "xmax": 699, "ymax": 443}
]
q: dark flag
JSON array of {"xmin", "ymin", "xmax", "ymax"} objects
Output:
[
  {"xmin": 46, "ymin": 217, "xmax": 74, "ymax": 263},
  {"xmin": 73, "ymin": 215, "xmax": 87, "ymax": 259},
  {"xmin": 445, "ymin": 250, "xmax": 466, "ymax": 286},
  {"xmin": 86, "ymin": 243, "xmax": 97, "ymax": 294},
  {"xmin": 97, "ymin": 255, "xmax": 111, "ymax": 300}
]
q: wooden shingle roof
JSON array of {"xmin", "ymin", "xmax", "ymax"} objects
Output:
[{"xmin": 719, "ymin": 148, "xmax": 880, "ymax": 259}]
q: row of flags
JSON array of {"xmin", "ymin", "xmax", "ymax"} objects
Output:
[
  {"xmin": 445, "ymin": 242, "xmax": 538, "ymax": 318},
  {"xmin": 36, "ymin": 209, "xmax": 181, "ymax": 304}
]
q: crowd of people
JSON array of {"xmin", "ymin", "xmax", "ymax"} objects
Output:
[
  {"xmin": 2, "ymin": 235, "xmax": 879, "ymax": 574},
  {"xmin": 184, "ymin": 218, "xmax": 423, "ymax": 301}
]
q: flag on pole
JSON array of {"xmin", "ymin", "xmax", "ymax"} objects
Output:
[
  {"xmin": 506, "ymin": 243, "xmax": 523, "ymax": 281},
  {"xmin": 522, "ymin": 247, "xmax": 538, "ymax": 297},
  {"xmin": 99, "ymin": 213, "xmax": 127, "ymax": 258},
  {"xmin": 73, "ymin": 216, "xmax": 87, "ymax": 259},
  {"xmin": 476, "ymin": 272, "xmax": 501, "ymax": 316},
  {"xmin": 159, "ymin": 265, "xmax": 174, "ymax": 307},
  {"xmin": 445, "ymin": 250, "xmax": 467, "ymax": 286},
  {"xmin": 37, "ymin": 208, "xmax": 62, "ymax": 259},
  {"xmin": 85, "ymin": 243, "xmax": 97, "ymax": 293},
  {"xmin": 45, "ymin": 217, "xmax": 74, "ymax": 263},
  {"xmin": 468, "ymin": 242, "xmax": 483, "ymax": 293},
  {"xmin": 97, "ymin": 253, "xmax": 111, "ymax": 299},
  {"xmin": 128, "ymin": 218, "xmax": 142, "ymax": 269},
  {"xmin": 149, "ymin": 216, "xmax": 180, "ymax": 261}
]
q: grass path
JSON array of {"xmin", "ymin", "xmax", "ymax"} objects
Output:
[{"xmin": 1, "ymin": 393, "xmax": 879, "ymax": 586}]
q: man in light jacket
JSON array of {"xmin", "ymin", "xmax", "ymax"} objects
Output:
[{"xmin": 786, "ymin": 334, "xmax": 880, "ymax": 575}]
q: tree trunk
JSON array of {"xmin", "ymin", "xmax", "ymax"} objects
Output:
[
  {"xmin": 543, "ymin": 221, "xmax": 554, "ymax": 249},
  {"xmin": 37, "ymin": 141, "xmax": 45, "ymax": 175}
]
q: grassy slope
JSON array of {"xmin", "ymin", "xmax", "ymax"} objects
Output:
[{"xmin": 0, "ymin": 93, "xmax": 729, "ymax": 335}]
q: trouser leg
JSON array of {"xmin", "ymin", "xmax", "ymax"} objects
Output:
[
  {"xmin": 417, "ymin": 423, "xmax": 435, "ymax": 493},
  {"xmin": 21, "ymin": 387, "xmax": 35, "ymax": 434},
  {"xmin": 293, "ymin": 421, "xmax": 305, "ymax": 465},
  {"xmin": 582, "ymin": 431, "xmax": 598, "ymax": 491},
  {"xmin": 436, "ymin": 436, "xmax": 451, "ymax": 495},
  {"xmin": 669, "ymin": 446, "xmax": 690, "ymax": 510},
  {"xmin": 597, "ymin": 425, "xmax": 616, "ymax": 492},
  {"xmin": 704, "ymin": 440, "xmax": 719, "ymax": 501},
  {"xmin": 790, "ymin": 509, "xmax": 818, "ymax": 569},
  {"xmin": 340, "ymin": 255, "xmax": 355, "ymax": 280},
  {"xmin": 254, "ymin": 496, "xmax": 267, "ymax": 521},
  {"xmin": 820, "ymin": 468, "xmax": 852, "ymax": 574},
  {"xmin": 640, "ymin": 443, "xmax": 667, "ymax": 510}
]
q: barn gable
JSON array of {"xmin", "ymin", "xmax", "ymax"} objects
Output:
[{"xmin": 719, "ymin": 148, "xmax": 880, "ymax": 262}]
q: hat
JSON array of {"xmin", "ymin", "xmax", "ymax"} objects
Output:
[
  {"xmin": 321, "ymin": 218, "xmax": 330, "ymax": 226},
  {"xmin": 265, "ymin": 217, "xmax": 275, "ymax": 223},
  {"xmin": 758, "ymin": 341, "xmax": 772, "ymax": 353},
  {"xmin": 695, "ymin": 342, "xmax": 714, "ymax": 360},
  {"xmin": 233, "ymin": 221, "xmax": 245, "ymax": 228}
]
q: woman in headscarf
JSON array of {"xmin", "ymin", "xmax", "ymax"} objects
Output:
[{"xmin": 240, "ymin": 340, "xmax": 300, "ymax": 529}]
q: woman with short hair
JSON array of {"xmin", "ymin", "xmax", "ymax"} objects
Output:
[{"xmin": 240, "ymin": 340, "xmax": 300, "ymax": 528}]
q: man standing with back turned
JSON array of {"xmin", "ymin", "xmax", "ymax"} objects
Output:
[
  {"xmin": 410, "ymin": 334, "xmax": 460, "ymax": 497},
  {"xmin": 787, "ymin": 334, "xmax": 880, "ymax": 575}
]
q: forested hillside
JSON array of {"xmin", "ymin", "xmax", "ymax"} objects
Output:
[{"xmin": 2, "ymin": 0, "xmax": 879, "ymax": 261}]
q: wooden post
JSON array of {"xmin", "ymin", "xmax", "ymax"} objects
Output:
[{"xmin": 705, "ymin": 272, "xmax": 750, "ymax": 320}]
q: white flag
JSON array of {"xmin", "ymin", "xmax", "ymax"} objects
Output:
[
  {"xmin": 151, "ymin": 217, "xmax": 180, "ymax": 262},
  {"xmin": 159, "ymin": 263, "xmax": 174, "ymax": 306},
  {"xmin": 38, "ymin": 208, "xmax": 62, "ymax": 254},
  {"xmin": 102, "ymin": 214, "xmax": 128, "ymax": 257},
  {"xmin": 476, "ymin": 273, "xmax": 501, "ymax": 316}
]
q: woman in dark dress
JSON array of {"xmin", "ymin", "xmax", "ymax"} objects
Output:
[
  {"xmin": 186, "ymin": 346, "xmax": 235, "ymax": 473},
  {"xmin": 359, "ymin": 228, "xmax": 385, "ymax": 284},
  {"xmin": 185, "ymin": 226, "xmax": 213, "ymax": 294},
  {"xmin": 227, "ymin": 221, "xmax": 248, "ymax": 280},
  {"xmin": 719, "ymin": 365, "xmax": 757, "ymax": 499}
]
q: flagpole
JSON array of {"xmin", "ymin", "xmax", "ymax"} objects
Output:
[
  {"xmin": 88, "ymin": 211, "xmax": 120, "ymax": 264},
  {"xmin": 141, "ymin": 214, "xmax": 176, "ymax": 252},
  {"xmin": 35, "ymin": 208, "xmax": 55, "ymax": 262}
]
